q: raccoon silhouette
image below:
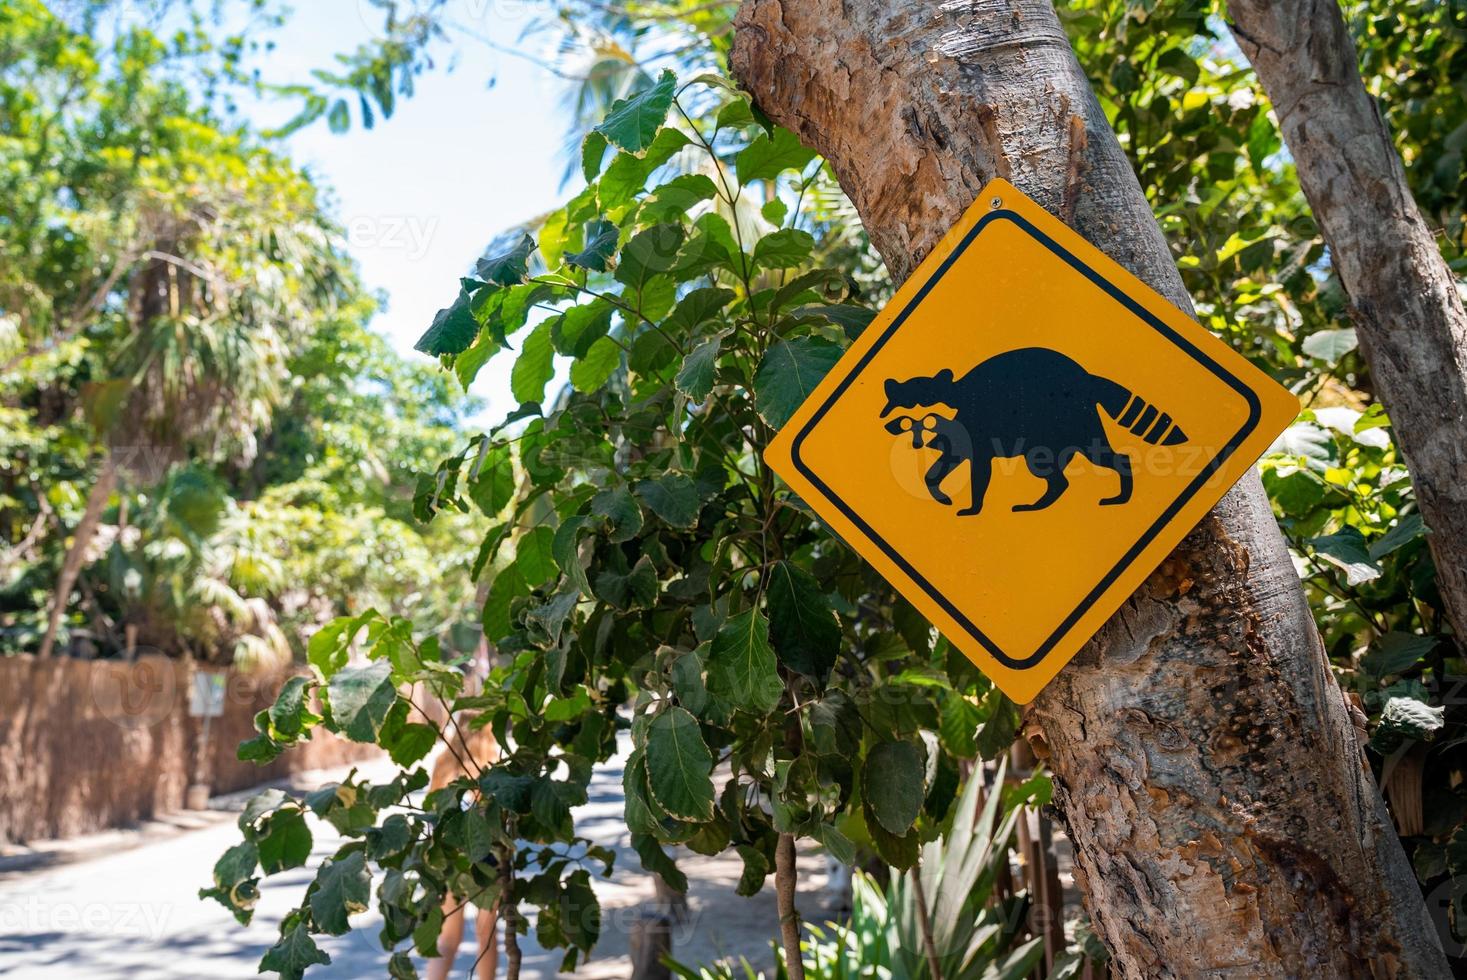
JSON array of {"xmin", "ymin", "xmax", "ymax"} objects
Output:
[{"xmin": 881, "ymin": 347, "xmax": 1187, "ymax": 516}]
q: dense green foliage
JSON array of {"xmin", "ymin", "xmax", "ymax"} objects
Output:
[
  {"xmin": 0, "ymin": 1, "xmax": 477, "ymax": 663},
  {"xmin": 207, "ymin": 67, "xmax": 1034, "ymax": 977}
]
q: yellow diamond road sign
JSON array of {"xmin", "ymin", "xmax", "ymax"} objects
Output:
[{"xmin": 765, "ymin": 179, "xmax": 1299, "ymax": 704}]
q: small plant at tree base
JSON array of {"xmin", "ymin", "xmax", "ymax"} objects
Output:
[{"xmin": 203, "ymin": 71, "xmax": 1025, "ymax": 979}]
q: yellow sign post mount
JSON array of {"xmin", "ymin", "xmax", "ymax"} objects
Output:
[{"xmin": 765, "ymin": 179, "xmax": 1299, "ymax": 704}]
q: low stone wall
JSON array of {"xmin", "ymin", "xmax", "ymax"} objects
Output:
[{"xmin": 0, "ymin": 654, "xmax": 378, "ymax": 844}]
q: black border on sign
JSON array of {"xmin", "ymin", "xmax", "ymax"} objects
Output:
[{"xmin": 788, "ymin": 210, "xmax": 1264, "ymax": 670}]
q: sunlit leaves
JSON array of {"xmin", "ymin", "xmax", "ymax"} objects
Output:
[
  {"xmin": 469, "ymin": 443, "xmax": 515, "ymax": 517},
  {"xmin": 414, "ymin": 284, "xmax": 479, "ymax": 356},
  {"xmin": 326, "ymin": 660, "xmax": 396, "ymax": 743},
  {"xmin": 566, "ymin": 219, "xmax": 618, "ymax": 272},
  {"xmin": 309, "ymin": 851, "xmax": 371, "ymax": 935},
  {"xmin": 259, "ymin": 924, "xmax": 330, "ymax": 980},
  {"xmin": 569, "ymin": 336, "xmax": 621, "ymax": 392},
  {"xmin": 510, "ymin": 321, "xmax": 555, "ymax": 404},
  {"xmin": 735, "ymin": 127, "xmax": 818, "ymax": 183},
  {"xmin": 752, "ymin": 228, "xmax": 815, "ymax": 270},
  {"xmin": 594, "ymin": 69, "xmax": 678, "ymax": 152},
  {"xmin": 475, "ymin": 233, "xmax": 535, "ymax": 286}
]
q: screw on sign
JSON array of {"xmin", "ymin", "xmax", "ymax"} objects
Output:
[{"xmin": 765, "ymin": 179, "xmax": 1299, "ymax": 704}]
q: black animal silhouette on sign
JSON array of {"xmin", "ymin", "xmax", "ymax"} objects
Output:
[{"xmin": 881, "ymin": 347, "xmax": 1187, "ymax": 516}]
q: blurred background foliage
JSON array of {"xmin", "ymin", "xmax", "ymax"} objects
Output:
[{"xmin": 0, "ymin": 0, "xmax": 481, "ymax": 667}]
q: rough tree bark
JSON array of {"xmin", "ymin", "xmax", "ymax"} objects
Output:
[
  {"xmin": 1226, "ymin": 0, "xmax": 1467, "ymax": 644},
  {"xmin": 730, "ymin": 1, "xmax": 1449, "ymax": 976},
  {"xmin": 774, "ymin": 832, "xmax": 805, "ymax": 980}
]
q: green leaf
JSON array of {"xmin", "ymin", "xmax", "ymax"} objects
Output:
[
  {"xmin": 813, "ymin": 823, "xmax": 855, "ymax": 867},
  {"xmin": 715, "ymin": 97, "xmax": 756, "ymax": 130},
  {"xmin": 526, "ymin": 589, "xmax": 580, "ymax": 649},
  {"xmin": 469, "ymin": 443, "xmax": 515, "ymax": 517},
  {"xmin": 645, "ymin": 706, "xmax": 716, "ymax": 821},
  {"xmin": 515, "ymin": 526, "xmax": 558, "ymax": 587},
  {"xmin": 675, "ymin": 336, "xmax": 722, "ymax": 401},
  {"xmin": 1302, "ymin": 327, "xmax": 1358, "ymax": 365},
  {"xmin": 939, "ymin": 694, "xmax": 981, "ymax": 759},
  {"xmin": 327, "ymin": 660, "xmax": 396, "ymax": 743},
  {"xmin": 642, "ymin": 174, "xmax": 720, "ymax": 222},
  {"xmin": 707, "ymin": 609, "xmax": 782, "ymax": 714},
  {"xmin": 636, "ymin": 474, "xmax": 701, "ymax": 529},
  {"xmin": 632, "ymin": 831, "xmax": 687, "ymax": 893},
  {"xmin": 976, "ymin": 691, "xmax": 1021, "ymax": 760},
  {"xmin": 666, "ymin": 287, "xmax": 735, "ymax": 334},
  {"xmin": 309, "ymin": 850, "xmax": 371, "ymax": 935},
  {"xmin": 615, "ymin": 225, "xmax": 686, "ymax": 289},
  {"xmin": 754, "ymin": 337, "xmax": 843, "ymax": 428},
  {"xmin": 765, "ymin": 561, "xmax": 840, "ymax": 680},
  {"xmin": 761, "ymin": 198, "xmax": 788, "ymax": 225},
  {"xmin": 475, "ymin": 233, "xmax": 535, "ymax": 286},
  {"xmin": 672, "ymin": 647, "xmax": 711, "ymax": 717},
  {"xmin": 594, "ymin": 554, "xmax": 659, "ymax": 611},
  {"xmin": 260, "ymin": 924, "xmax": 330, "ymax": 980},
  {"xmin": 570, "ymin": 336, "xmax": 621, "ymax": 392},
  {"xmin": 553, "ymin": 301, "xmax": 614, "ymax": 357},
  {"xmin": 415, "ymin": 285, "xmax": 479, "ymax": 356},
  {"xmin": 1309, "ymin": 528, "xmax": 1382, "ymax": 586},
  {"xmin": 561, "ymin": 869, "xmax": 601, "ymax": 950},
  {"xmin": 581, "ymin": 131, "xmax": 609, "ymax": 181},
  {"xmin": 510, "ymin": 321, "xmax": 555, "ymax": 404},
  {"xmin": 412, "ymin": 904, "xmax": 444, "ymax": 958},
  {"xmin": 736, "ymin": 128, "xmax": 817, "ymax": 183},
  {"xmin": 734, "ymin": 844, "xmax": 769, "ymax": 896},
  {"xmin": 594, "ymin": 69, "xmax": 677, "ymax": 152},
  {"xmin": 1363, "ymin": 632, "xmax": 1437, "ymax": 678},
  {"xmin": 591, "ymin": 487, "xmax": 643, "ymax": 543},
  {"xmin": 566, "ymin": 219, "xmax": 619, "ymax": 273},
  {"xmin": 387, "ymin": 722, "xmax": 438, "ymax": 767},
  {"xmin": 1370, "ymin": 513, "xmax": 1425, "ymax": 560},
  {"xmin": 863, "ymin": 741, "xmax": 925, "ymax": 834},
  {"xmin": 796, "ymin": 303, "xmax": 876, "ymax": 340},
  {"xmin": 1378, "ymin": 696, "xmax": 1445, "ymax": 739},
  {"xmin": 270, "ymin": 675, "xmax": 317, "ymax": 738},
  {"xmin": 482, "ymin": 564, "xmax": 529, "ymax": 642},
  {"xmin": 258, "ymin": 809, "xmax": 313, "ymax": 873},
  {"xmin": 752, "ymin": 228, "xmax": 815, "ymax": 270},
  {"xmin": 552, "ymin": 516, "xmax": 594, "ymax": 597},
  {"xmin": 199, "ymin": 841, "xmax": 260, "ymax": 925}
]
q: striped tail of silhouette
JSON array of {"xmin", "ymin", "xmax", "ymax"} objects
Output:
[{"xmin": 1093, "ymin": 376, "xmax": 1188, "ymax": 446}]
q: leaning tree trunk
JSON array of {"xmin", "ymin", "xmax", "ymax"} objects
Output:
[
  {"xmin": 730, "ymin": 1, "xmax": 1449, "ymax": 976},
  {"xmin": 1226, "ymin": 0, "xmax": 1467, "ymax": 644},
  {"xmin": 36, "ymin": 456, "xmax": 117, "ymax": 658}
]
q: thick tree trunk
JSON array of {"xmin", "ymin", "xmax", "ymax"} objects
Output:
[
  {"xmin": 1226, "ymin": 0, "xmax": 1467, "ymax": 644},
  {"xmin": 730, "ymin": 1, "xmax": 1448, "ymax": 976},
  {"xmin": 36, "ymin": 457, "xmax": 117, "ymax": 658}
]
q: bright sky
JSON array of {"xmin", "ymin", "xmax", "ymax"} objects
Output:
[{"xmin": 238, "ymin": 0, "xmax": 574, "ymax": 419}]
